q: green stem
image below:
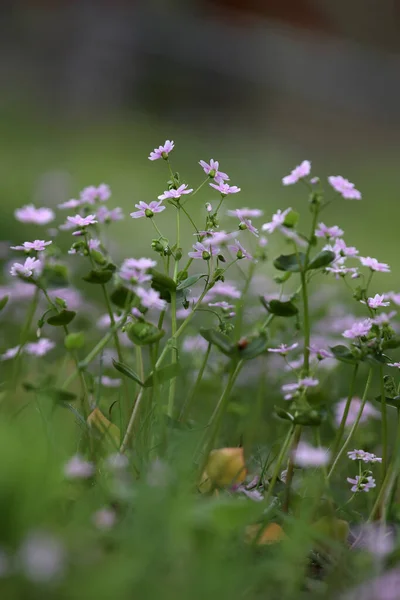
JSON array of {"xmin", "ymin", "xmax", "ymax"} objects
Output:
[
  {"xmin": 328, "ymin": 367, "xmax": 373, "ymax": 479},
  {"xmin": 234, "ymin": 261, "xmax": 256, "ymax": 341},
  {"xmin": 179, "ymin": 342, "xmax": 212, "ymax": 421},
  {"xmin": 283, "ymin": 425, "xmax": 302, "ymax": 513},
  {"xmin": 331, "ymin": 364, "xmax": 359, "ymax": 456},
  {"xmin": 198, "ymin": 360, "xmax": 244, "ymax": 477},
  {"xmin": 11, "ymin": 287, "xmax": 40, "ymax": 389},
  {"xmin": 379, "ymin": 365, "xmax": 388, "ymax": 481},
  {"xmin": 263, "ymin": 426, "xmax": 295, "ymax": 506},
  {"xmin": 369, "ymin": 408, "xmax": 400, "ymax": 522},
  {"xmin": 181, "ymin": 177, "xmax": 209, "ymax": 205},
  {"xmin": 119, "ymin": 387, "xmax": 145, "ymax": 454}
]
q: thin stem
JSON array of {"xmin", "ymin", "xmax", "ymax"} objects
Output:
[
  {"xmin": 331, "ymin": 364, "xmax": 359, "ymax": 456},
  {"xmin": 179, "ymin": 342, "xmax": 212, "ymax": 422},
  {"xmin": 181, "ymin": 177, "xmax": 209, "ymax": 205},
  {"xmin": 263, "ymin": 426, "xmax": 295, "ymax": 506},
  {"xmin": 328, "ymin": 367, "xmax": 374, "ymax": 479},
  {"xmin": 11, "ymin": 287, "xmax": 40, "ymax": 389},
  {"xmin": 180, "ymin": 204, "xmax": 199, "ymax": 234},
  {"xmin": 234, "ymin": 261, "xmax": 256, "ymax": 342},
  {"xmin": 167, "ymin": 207, "xmax": 181, "ymax": 418},
  {"xmin": 283, "ymin": 425, "xmax": 302, "ymax": 513},
  {"xmin": 198, "ymin": 360, "xmax": 244, "ymax": 477},
  {"xmin": 379, "ymin": 365, "xmax": 388, "ymax": 481},
  {"xmin": 119, "ymin": 388, "xmax": 145, "ymax": 454}
]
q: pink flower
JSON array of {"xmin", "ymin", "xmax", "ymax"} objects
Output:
[
  {"xmin": 315, "ymin": 223, "xmax": 344, "ymax": 239},
  {"xmin": 10, "ymin": 240, "xmax": 52, "ymax": 252},
  {"xmin": 209, "ymin": 182, "xmax": 241, "ymax": 195},
  {"xmin": 205, "ymin": 202, "xmax": 213, "ymax": 213},
  {"xmin": 385, "ymin": 292, "xmax": 400, "ymax": 306},
  {"xmin": 64, "ymin": 455, "xmax": 95, "ymax": 479},
  {"xmin": 158, "ymin": 184, "xmax": 193, "ymax": 200},
  {"xmin": 188, "ymin": 242, "xmax": 220, "ymax": 259},
  {"xmin": 130, "ymin": 200, "xmax": 165, "ymax": 219},
  {"xmin": 10, "ymin": 257, "xmax": 42, "ymax": 278},
  {"xmin": 282, "ymin": 160, "xmax": 311, "ymax": 185},
  {"xmin": 25, "ymin": 338, "xmax": 55, "ymax": 357},
  {"xmin": 123, "ymin": 257, "xmax": 156, "ymax": 271},
  {"xmin": 360, "ymin": 256, "xmax": 390, "ymax": 273},
  {"xmin": 148, "ymin": 140, "xmax": 174, "ymax": 161},
  {"xmin": 200, "ymin": 230, "xmax": 238, "ymax": 246},
  {"xmin": 328, "ymin": 175, "xmax": 361, "ymax": 199},
  {"xmin": 58, "ymin": 199, "xmax": 81, "ymax": 210},
  {"xmin": 97, "ymin": 376, "xmax": 122, "ymax": 388},
  {"xmin": 19, "ymin": 531, "xmax": 66, "ymax": 583},
  {"xmin": 182, "ymin": 335, "xmax": 209, "ymax": 353},
  {"xmin": 367, "ymin": 294, "xmax": 390, "ymax": 309},
  {"xmin": 293, "ymin": 441, "xmax": 330, "ymax": 467},
  {"xmin": 330, "ymin": 239, "xmax": 359, "ymax": 257},
  {"xmin": 206, "ymin": 281, "xmax": 241, "ymax": 299},
  {"xmin": 67, "ymin": 214, "xmax": 97, "ymax": 227},
  {"xmin": 135, "ymin": 287, "xmax": 166, "ymax": 311},
  {"xmin": 80, "ymin": 184, "xmax": 111, "ymax": 204},
  {"xmin": 92, "ymin": 508, "xmax": 116, "ymax": 530},
  {"xmin": 334, "ymin": 397, "xmax": 379, "ymax": 427},
  {"xmin": 347, "ymin": 450, "xmax": 382, "ymax": 463},
  {"xmin": 96, "ymin": 206, "xmax": 124, "ymax": 223},
  {"xmin": 326, "ymin": 265, "xmax": 360, "ymax": 279},
  {"xmin": 227, "ymin": 208, "xmax": 263, "ymax": 219},
  {"xmin": 347, "ymin": 474, "xmax": 376, "ymax": 493},
  {"xmin": 268, "ymin": 343, "xmax": 298, "ymax": 356},
  {"xmin": 388, "ymin": 362, "xmax": 400, "ymax": 368},
  {"xmin": 228, "ymin": 240, "xmax": 253, "ymax": 260},
  {"xmin": 342, "ymin": 319, "xmax": 372, "ymax": 338},
  {"xmin": 281, "ymin": 377, "xmax": 319, "ymax": 399},
  {"xmin": 0, "ymin": 345, "xmax": 21, "ymax": 361},
  {"xmin": 15, "ymin": 204, "xmax": 55, "ymax": 225},
  {"xmin": 199, "ymin": 159, "xmax": 229, "ymax": 184},
  {"xmin": 239, "ymin": 218, "xmax": 259, "ymax": 237},
  {"xmin": 261, "ymin": 208, "xmax": 292, "ymax": 234},
  {"xmin": 208, "ymin": 301, "xmax": 234, "ymax": 311}
]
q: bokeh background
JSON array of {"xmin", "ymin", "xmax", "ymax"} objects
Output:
[{"xmin": 1, "ymin": 0, "xmax": 400, "ymax": 281}]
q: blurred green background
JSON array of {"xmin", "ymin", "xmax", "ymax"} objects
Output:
[{"xmin": 1, "ymin": 1, "xmax": 399, "ymax": 282}]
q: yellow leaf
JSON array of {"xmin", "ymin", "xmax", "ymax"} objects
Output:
[
  {"xmin": 205, "ymin": 447, "xmax": 247, "ymax": 488},
  {"xmin": 246, "ymin": 522, "xmax": 286, "ymax": 545},
  {"xmin": 87, "ymin": 407, "xmax": 120, "ymax": 448}
]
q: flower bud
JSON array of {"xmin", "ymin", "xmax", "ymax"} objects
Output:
[
  {"xmin": 202, "ymin": 250, "xmax": 211, "ymax": 261},
  {"xmin": 145, "ymin": 209, "xmax": 154, "ymax": 218}
]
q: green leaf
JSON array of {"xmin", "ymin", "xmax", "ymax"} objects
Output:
[
  {"xmin": 126, "ymin": 321, "xmax": 165, "ymax": 346},
  {"xmin": 273, "ymin": 272, "xmax": 292, "ymax": 284},
  {"xmin": 0, "ymin": 296, "xmax": 9, "ymax": 311},
  {"xmin": 283, "ymin": 209, "xmax": 299, "ymax": 228},
  {"xmin": 143, "ymin": 363, "xmax": 180, "ymax": 387},
  {"xmin": 112, "ymin": 359, "xmax": 143, "ymax": 385},
  {"xmin": 239, "ymin": 334, "xmax": 269, "ymax": 360},
  {"xmin": 110, "ymin": 286, "xmax": 131, "ymax": 309},
  {"xmin": 382, "ymin": 337, "xmax": 400, "ymax": 350},
  {"xmin": 200, "ymin": 328, "xmax": 235, "ymax": 357},
  {"xmin": 374, "ymin": 395, "xmax": 400, "ymax": 409},
  {"xmin": 263, "ymin": 298, "xmax": 298, "ymax": 317},
  {"xmin": 82, "ymin": 269, "xmax": 114, "ymax": 284},
  {"xmin": 90, "ymin": 250, "xmax": 107, "ymax": 266},
  {"xmin": 176, "ymin": 274, "xmax": 207, "ymax": 291},
  {"xmin": 275, "ymin": 406, "xmax": 295, "ymax": 422},
  {"xmin": 45, "ymin": 388, "xmax": 77, "ymax": 403},
  {"xmin": 292, "ymin": 409, "xmax": 323, "ymax": 426},
  {"xmin": 47, "ymin": 310, "xmax": 76, "ymax": 326},
  {"xmin": 330, "ymin": 345, "xmax": 359, "ymax": 365},
  {"xmin": 150, "ymin": 269, "xmax": 177, "ymax": 303},
  {"xmin": 273, "ymin": 253, "xmax": 306, "ymax": 272},
  {"xmin": 42, "ymin": 264, "xmax": 69, "ymax": 287},
  {"xmin": 64, "ymin": 332, "xmax": 85, "ymax": 350},
  {"xmin": 307, "ymin": 250, "xmax": 336, "ymax": 270}
]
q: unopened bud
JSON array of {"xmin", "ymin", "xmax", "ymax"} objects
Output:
[
  {"xmin": 202, "ymin": 251, "xmax": 211, "ymax": 261},
  {"xmin": 145, "ymin": 209, "xmax": 154, "ymax": 218}
]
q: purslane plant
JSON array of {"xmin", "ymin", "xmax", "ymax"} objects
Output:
[{"xmin": 2, "ymin": 143, "xmax": 400, "ymax": 562}]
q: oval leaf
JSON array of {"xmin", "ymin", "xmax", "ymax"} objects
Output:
[
  {"xmin": 126, "ymin": 322, "xmax": 165, "ymax": 346},
  {"xmin": 273, "ymin": 253, "xmax": 305, "ymax": 273},
  {"xmin": 143, "ymin": 363, "xmax": 180, "ymax": 387},
  {"xmin": 112, "ymin": 359, "xmax": 143, "ymax": 386},
  {"xmin": 149, "ymin": 269, "xmax": 177, "ymax": 292},
  {"xmin": 275, "ymin": 406, "xmax": 294, "ymax": 422},
  {"xmin": 82, "ymin": 269, "xmax": 114, "ymax": 284},
  {"xmin": 330, "ymin": 345, "xmax": 359, "ymax": 365},
  {"xmin": 0, "ymin": 296, "xmax": 9, "ymax": 311},
  {"xmin": 266, "ymin": 299, "xmax": 298, "ymax": 317},
  {"xmin": 239, "ymin": 334, "xmax": 269, "ymax": 360},
  {"xmin": 200, "ymin": 328, "xmax": 235, "ymax": 357},
  {"xmin": 307, "ymin": 250, "xmax": 336, "ymax": 271},
  {"xmin": 47, "ymin": 310, "xmax": 76, "ymax": 326},
  {"xmin": 177, "ymin": 274, "xmax": 207, "ymax": 291},
  {"xmin": 374, "ymin": 394, "xmax": 400, "ymax": 408},
  {"xmin": 110, "ymin": 285, "xmax": 131, "ymax": 309}
]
